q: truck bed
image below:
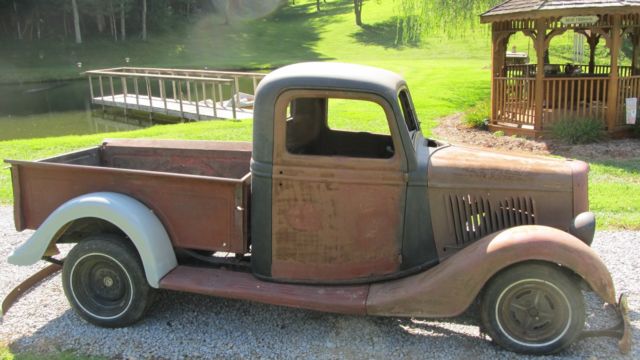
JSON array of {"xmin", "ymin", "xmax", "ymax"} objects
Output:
[{"xmin": 7, "ymin": 139, "xmax": 252, "ymax": 253}]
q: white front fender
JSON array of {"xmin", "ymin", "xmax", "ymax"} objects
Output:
[{"xmin": 9, "ymin": 192, "xmax": 177, "ymax": 288}]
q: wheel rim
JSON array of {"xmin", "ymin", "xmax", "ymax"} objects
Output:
[
  {"xmin": 495, "ymin": 279, "xmax": 572, "ymax": 347},
  {"xmin": 69, "ymin": 253, "xmax": 134, "ymax": 320}
]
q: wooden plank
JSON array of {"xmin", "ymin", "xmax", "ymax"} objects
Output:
[
  {"xmin": 607, "ymin": 15, "xmax": 622, "ymax": 131},
  {"xmin": 534, "ymin": 19, "xmax": 545, "ymax": 130},
  {"xmin": 121, "ymin": 77, "xmax": 127, "ymax": 116},
  {"xmin": 194, "ymin": 80, "xmax": 201, "ymax": 120}
]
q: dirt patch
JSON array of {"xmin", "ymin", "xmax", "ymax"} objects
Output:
[{"xmin": 433, "ymin": 113, "xmax": 640, "ymax": 161}]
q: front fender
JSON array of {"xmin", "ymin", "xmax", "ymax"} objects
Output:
[
  {"xmin": 8, "ymin": 192, "xmax": 177, "ymax": 288},
  {"xmin": 367, "ymin": 225, "xmax": 616, "ymax": 317}
]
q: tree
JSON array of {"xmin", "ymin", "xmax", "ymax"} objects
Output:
[
  {"xmin": 141, "ymin": 0, "xmax": 146, "ymax": 40},
  {"xmin": 316, "ymin": 0, "xmax": 320, "ymax": 11},
  {"xmin": 395, "ymin": 0, "xmax": 500, "ymax": 44},
  {"xmin": 71, "ymin": 0, "xmax": 82, "ymax": 43},
  {"xmin": 12, "ymin": 0, "xmax": 22, "ymax": 40},
  {"xmin": 211, "ymin": 0, "xmax": 231, "ymax": 25},
  {"xmin": 120, "ymin": 0, "xmax": 126, "ymax": 41},
  {"xmin": 353, "ymin": 0, "xmax": 363, "ymax": 26}
]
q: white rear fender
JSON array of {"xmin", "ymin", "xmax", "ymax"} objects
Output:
[{"xmin": 8, "ymin": 192, "xmax": 177, "ymax": 288}]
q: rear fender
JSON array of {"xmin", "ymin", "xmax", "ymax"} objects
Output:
[
  {"xmin": 8, "ymin": 192, "xmax": 177, "ymax": 288},
  {"xmin": 367, "ymin": 225, "xmax": 616, "ymax": 317}
]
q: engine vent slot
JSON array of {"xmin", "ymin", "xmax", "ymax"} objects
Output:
[{"xmin": 447, "ymin": 194, "xmax": 536, "ymax": 246}]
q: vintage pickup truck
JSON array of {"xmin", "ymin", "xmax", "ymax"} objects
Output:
[{"xmin": 4, "ymin": 62, "xmax": 631, "ymax": 355}]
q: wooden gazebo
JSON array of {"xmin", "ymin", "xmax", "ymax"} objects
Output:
[{"xmin": 481, "ymin": 0, "xmax": 640, "ymax": 136}]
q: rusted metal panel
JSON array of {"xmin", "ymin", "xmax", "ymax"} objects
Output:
[
  {"xmin": 1, "ymin": 263, "xmax": 62, "ymax": 316},
  {"xmin": 159, "ymin": 265, "xmax": 369, "ymax": 315},
  {"xmin": 427, "ymin": 145, "xmax": 580, "ymax": 259},
  {"xmin": 366, "ymin": 225, "xmax": 616, "ymax": 318},
  {"xmin": 9, "ymin": 165, "xmax": 24, "ymax": 232},
  {"xmin": 270, "ymin": 168, "xmax": 404, "ymax": 281},
  {"xmin": 570, "ymin": 160, "xmax": 590, "ymax": 216},
  {"xmin": 7, "ymin": 139, "xmax": 253, "ymax": 254},
  {"xmin": 101, "ymin": 139, "xmax": 251, "ymax": 179}
]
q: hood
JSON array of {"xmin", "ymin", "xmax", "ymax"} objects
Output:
[{"xmin": 427, "ymin": 145, "xmax": 580, "ymax": 192}]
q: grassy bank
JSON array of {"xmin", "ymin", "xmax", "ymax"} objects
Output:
[{"xmin": 1, "ymin": 118, "xmax": 638, "ymax": 229}]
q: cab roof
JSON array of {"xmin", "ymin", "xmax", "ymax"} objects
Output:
[{"xmin": 257, "ymin": 62, "xmax": 406, "ymax": 96}]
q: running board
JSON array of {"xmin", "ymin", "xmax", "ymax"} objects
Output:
[{"xmin": 159, "ymin": 266, "xmax": 368, "ymax": 315}]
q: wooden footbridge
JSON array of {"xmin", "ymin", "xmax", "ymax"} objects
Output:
[{"xmin": 84, "ymin": 67, "xmax": 267, "ymax": 121}]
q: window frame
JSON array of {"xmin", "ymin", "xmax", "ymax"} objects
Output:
[{"xmin": 273, "ymin": 89, "xmax": 405, "ymax": 170}]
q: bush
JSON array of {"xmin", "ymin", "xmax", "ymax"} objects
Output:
[
  {"xmin": 549, "ymin": 116, "xmax": 605, "ymax": 144},
  {"xmin": 464, "ymin": 99, "xmax": 490, "ymax": 129}
]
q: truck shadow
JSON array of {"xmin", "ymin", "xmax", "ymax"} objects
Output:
[{"xmin": 7, "ymin": 288, "xmax": 636, "ymax": 359}]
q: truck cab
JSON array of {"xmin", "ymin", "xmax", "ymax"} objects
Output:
[{"xmin": 251, "ymin": 62, "xmax": 436, "ymax": 282}]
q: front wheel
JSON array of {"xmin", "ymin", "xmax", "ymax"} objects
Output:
[
  {"xmin": 480, "ymin": 263, "xmax": 585, "ymax": 354},
  {"xmin": 62, "ymin": 234, "xmax": 153, "ymax": 327}
]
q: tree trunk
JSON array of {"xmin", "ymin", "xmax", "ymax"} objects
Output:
[
  {"xmin": 186, "ymin": 0, "xmax": 191, "ymax": 19},
  {"xmin": 13, "ymin": 0, "xmax": 22, "ymax": 40},
  {"xmin": 353, "ymin": 0, "xmax": 362, "ymax": 26},
  {"xmin": 587, "ymin": 34, "xmax": 600, "ymax": 75},
  {"xmin": 71, "ymin": 0, "xmax": 82, "ymax": 44},
  {"xmin": 120, "ymin": 0, "xmax": 126, "ymax": 41},
  {"xmin": 141, "ymin": 0, "xmax": 147, "ymax": 40},
  {"xmin": 63, "ymin": 11, "xmax": 68, "ymax": 38},
  {"xmin": 35, "ymin": 5, "xmax": 41, "ymax": 40},
  {"xmin": 316, "ymin": 0, "xmax": 320, "ymax": 11},
  {"xmin": 97, "ymin": 13, "xmax": 105, "ymax": 33}
]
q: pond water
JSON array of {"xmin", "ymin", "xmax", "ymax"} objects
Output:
[
  {"xmin": 0, "ymin": 80, "xmax": 155, "ymax": 141},
  {"xmin": 0, "ymin": 75, "xmax": 260, "ymax": 141}
]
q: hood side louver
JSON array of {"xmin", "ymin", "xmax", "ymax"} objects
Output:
[{"xmin": 447, "ymin": 194, "xmax": 536, "ymax": 247}]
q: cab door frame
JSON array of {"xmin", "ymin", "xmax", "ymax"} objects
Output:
[{"xmin": 269, "ymin": 88, "xmax": 409, "ymax": 283}]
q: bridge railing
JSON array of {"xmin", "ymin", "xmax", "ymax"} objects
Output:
[{"xmin": 84, "ymin": 67, "xmax": 267, "ymax": 120}]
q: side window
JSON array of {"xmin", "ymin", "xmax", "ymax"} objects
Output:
[
  {"xmin": 285, "ymin": 97, "xmax": 395, "ymax": 159},
  {"xmin": 398, "ymin": 89, "xmax": 418, "ymax": 131}
]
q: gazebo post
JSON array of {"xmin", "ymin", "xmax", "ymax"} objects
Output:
[
  {"xmin": 606, "ymin": 15, "xmax": 622, "ymax": 132},
  {"xmin": 632, "ymin": 29, "xmax": 640, "ymax": 75},
  {"xmin": 490, "ymin": 24, "xmax": 510, "ymax": 125},
  {"xmin": 533, "ymin": 19, "xmax": 546, "ymax": 132}
]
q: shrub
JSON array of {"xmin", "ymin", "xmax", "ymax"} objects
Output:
[
  {"xmin": 464, "ymin": 99, "xmax": 490, "ymax": 129},
  {"xmin": 549, "ymin": 116, "xmax": 605, "ymax": 144}
]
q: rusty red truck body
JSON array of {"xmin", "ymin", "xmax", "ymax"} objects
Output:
[{"xmin": 4, "ymin": 63, "xmax": 631, "ymax": 355}]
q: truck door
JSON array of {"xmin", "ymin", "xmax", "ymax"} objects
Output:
[{"xmin": 270, "ymin": 90, "xmax": 408, "ymax": 282}]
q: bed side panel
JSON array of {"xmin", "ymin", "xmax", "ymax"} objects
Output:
[{"xmin": 13, "ymin": 162, "xmax": 248, "ymax": 253}]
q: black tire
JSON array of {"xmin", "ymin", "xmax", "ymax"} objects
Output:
[
  {"xmin": 62, "ymin": 234, "xmax": 153, "ymax": 327},
  {"xmin": 480, "ymin": 263, "xmax": 585, "ymax": 355}
]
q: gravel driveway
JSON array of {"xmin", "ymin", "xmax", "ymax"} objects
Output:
[{"xmin": 0, "ymin": 205, "xmax": 638, "ymax": 359}]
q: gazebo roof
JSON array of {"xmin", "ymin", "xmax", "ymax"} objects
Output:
[{"xmin": 481, "ymin": 0, "xmax": 640, "ymax": 22}]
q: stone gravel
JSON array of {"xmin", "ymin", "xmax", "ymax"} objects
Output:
[{"xmin": 0, "ymin": 204, "xmax": 638, "ymax": 359}]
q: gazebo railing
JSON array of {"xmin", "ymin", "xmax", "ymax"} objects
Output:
[
  {"xmin": 541, "ymin": 77, "xmax": 609, "ymax": 126},
  {"xmin": 494, "ymin": 77, "xmax": 536, "ymax": 125},
  {"xmin": 617, "ymin": 75, "xmax": 640, "ymax": 126},
  {"xmin": 504, "ymin": 64, "xmax": 632, "ymax": 78}
]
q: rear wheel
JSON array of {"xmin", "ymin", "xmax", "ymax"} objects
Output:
[
  {"xmin": 480, "ymin": 263, "xmax": 585, "ymax": 354},
  {"xmin": 62, "ymin": 235, "xmax": 153, "ymax": 327}
]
